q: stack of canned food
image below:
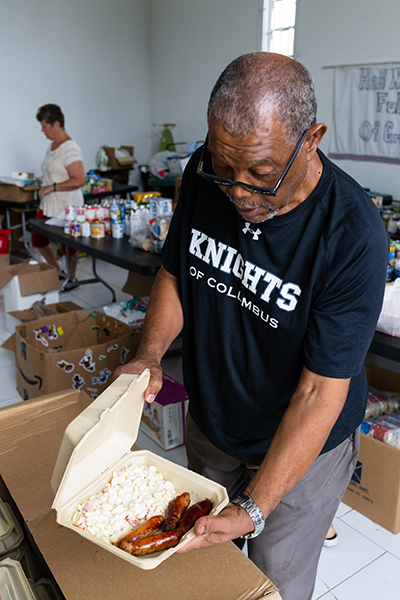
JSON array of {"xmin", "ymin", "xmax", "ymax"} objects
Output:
[
  {"xmin": 63, "ymin": 192, "xmax": 173, "ymax": 245},
  {"xmin": 378, "ymin": 203, "xmax": 400, "ymax": 281}
]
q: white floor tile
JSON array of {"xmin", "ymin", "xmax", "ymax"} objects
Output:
[
  {"xmin": 328, "ymin": 552, "xmax": 400, "ymax": 599},
  {"xmin": 0, "ymin": 346, "xmax": 16, "ymax": 367},
  {"xmin": 315, "ymin": 517, "xmax": 385, "ymax": 591},
  {"xmin": 0, "ymin": 364, "xmax": 19, "ymax": 401},
  {"xmin": 312, "ymin": 574, "xmax": 331, "ymax": 599},
  {"xmin": 0, "ymin": 395, "xmax": 23, "ymax": 409},
  {"xmin": 335, "ymin": 502, "xmax": 353, "ymax": 519},
  {"xmin": 340, "ymin": 509, "xmax": 400, "ymax": 559}
]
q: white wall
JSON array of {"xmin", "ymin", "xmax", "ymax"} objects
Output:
[
  {"xmin": 295, "ymin": 0, "xmax": 400, "ymax": 199},
  {"xmin": 148, "ymin": 0, "xmax": 262, "ymax": 154},
  {"xmin": 0, "ymin": 0, "xmax": 151, "ymax": 186}
]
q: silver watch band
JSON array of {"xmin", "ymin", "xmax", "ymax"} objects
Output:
[{"xmin": 231, "ymin": 494, "xmax": 265, "ymax": 539}]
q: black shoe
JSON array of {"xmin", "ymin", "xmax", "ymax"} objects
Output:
[
  {"xmin": 58, "ymin": 270, "xmax": 68, "ymax": 282},
  {"xmin": 62, "ymin": 278, "xmax": 80, "ymax": 291}
]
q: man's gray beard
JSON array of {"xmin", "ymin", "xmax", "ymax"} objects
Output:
[{"xmin": 224, "ymin": 191, "xmax": 281, "ymax": 223}]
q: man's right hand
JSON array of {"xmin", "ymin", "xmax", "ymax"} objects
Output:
[{"xmin": 110, "ymin": 354, "xmax": 163, "ymax": 403}]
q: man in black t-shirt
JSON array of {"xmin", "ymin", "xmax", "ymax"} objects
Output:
[{"xmin": 113, "ymin": 53, "xmax": 388, "ymax": 599}]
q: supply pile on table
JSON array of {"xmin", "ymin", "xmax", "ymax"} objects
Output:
[
  {"xmin": 361, "ymin": 385, "xmax": 400, "ymax": 449},
  {"xmin": 63, "ymin": 191, "xmax": 172, "ymax": 253}
]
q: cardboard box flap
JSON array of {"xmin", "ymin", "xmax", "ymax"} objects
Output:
[
  {"xmin": 0, "ymin": 263, "xmax": 61, "ymax": 296},
  {"xmin": 52, "ymin": 370, "xmax": 150, "ymax": 509},
  {"xmin": 1, "ymin": 334, "xmax": 15, "ymax": 352},
  {"xmin": 8, "ymin": 301, "xmax": 82, "ymax": 322}
]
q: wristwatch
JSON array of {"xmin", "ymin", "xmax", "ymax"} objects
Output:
[{"xmin": 231, "ymin": 495, "xmax": 265, "ymax": 539}]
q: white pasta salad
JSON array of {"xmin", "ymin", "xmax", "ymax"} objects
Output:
[{"xmin": 72, "ymin": 464, "xmax": 176, "ymax": 543}]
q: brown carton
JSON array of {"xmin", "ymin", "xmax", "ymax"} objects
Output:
[
  {"xmin": 14, "ymin": 310, "xmax": 140, "ymax": 401},
  {"xmin": 342, "ymin": 365, "xmax": 400, "ymax": 533},
  {"xmin": 0, "ymin": 182, "xmax": 38, "ymax": 203},
  {"xmin": 0, "ymin": 389, "xmax": 280, "ymax": 599}
]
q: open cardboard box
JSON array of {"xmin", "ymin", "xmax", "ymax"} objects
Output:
[
  {"xmin": 51, "ymin": 371, "xmax": 229, "ymax": 570},
  {"xmin": 0, "ymin": 263, "xmax": 61, "ymax": 333},
  {"xmin": 342, "ymin": 364, "xmax": 400, "ymax": 533},
  {"xmin": 0, "ymin": 387, "xmax": 280, "ymax": 599}
]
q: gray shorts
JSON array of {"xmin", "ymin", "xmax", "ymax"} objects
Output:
[{"xmin": 185, "ymin": 414, "xmax": 360, "ymax": 600}]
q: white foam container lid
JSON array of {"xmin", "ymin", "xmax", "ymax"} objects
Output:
[
  {"xmin": 35, "ymin": 578, "xmax": 64, "ymax": 600},
  {"xmin": 0, "ymin": 557, "xmax": 37, "ymax": 600},
  {"xmin": 0, "ymin": 503, "xmax": 24, "ymax": 556},
  {"xmin": 51, "ymin": 370, "xmax": 229, "ymax": 570},
  {"xmin": 0, "ymin": 499, "xmax": 13, "ymax": 541}
]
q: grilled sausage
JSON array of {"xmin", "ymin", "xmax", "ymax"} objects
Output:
[
  {"xmin": 178, "ymin": 499, "xmax": 213, "ymax": 535},
  {"xmin": 120, "ymin": 529, "xmax": 182, "ymax": 556},
  {"xmin": 115, "ymin": 515, "xmax": 164, "ymax": 547},
  {"xmin": 163, "ymin": 492, "xmax": 191, "ymax": 531}
]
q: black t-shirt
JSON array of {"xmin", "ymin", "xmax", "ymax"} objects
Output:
[{"xmin": 163, "ymin": 147, "xmax": 389, "ymax": 466}]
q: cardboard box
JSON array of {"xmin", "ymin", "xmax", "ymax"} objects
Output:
[
  {"xmin": 342, "ymin": 365, "xmax": 400, "ymax": 533},
  {"xmin": 0, "ymin": 263, "xmax": 61, "ymax": 333},
  {"xmin": 0, "ymin": 388, "xmax": 280, "ymax": 599},
  {"xmin": 103, "ymin": 146, "xmax": 137, "ymax": 169},
  {"xmin": 141, "ymin": 373, "xmax": 189, "ymax": 450},
  {"xmin": 122, "ymin": 271, "xmax": 156, "ymax": 297},
  {"xmin": 14, "ymin": 310, "xmax": 141, "ymax": 401},
  {"xmin": 1, "ymin": 301, "xmax": 83, "ymax": 353},
  {"xmin": 0, "ymin": 182, "xmax": 38, "ymax": 204}
]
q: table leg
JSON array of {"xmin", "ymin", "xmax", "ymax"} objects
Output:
[{"xmin": 92, "ymin": 257, "xmax": 116, "ymax": 303}]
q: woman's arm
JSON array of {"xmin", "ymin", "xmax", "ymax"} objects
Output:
[{"xmin": 38, "ymin": 161, "xmax": 86, "ymax": 199}]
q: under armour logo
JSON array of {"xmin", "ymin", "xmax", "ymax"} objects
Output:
[{"xmin": 242, "ymin": 222, "xmax": 261, "ymax": 240}]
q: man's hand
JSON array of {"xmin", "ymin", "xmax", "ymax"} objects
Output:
[
  {"xmin": 109, "ymin": 354, "xmax": 163, "ymax": 403},
  {"xmin": 175, "ymin": 503, "xmax": 254, "ymax": 554}
]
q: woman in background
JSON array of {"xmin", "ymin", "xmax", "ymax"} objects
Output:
[{"xmin": 31, "ymin": 104, "xmax": 86, "ymax": 290}]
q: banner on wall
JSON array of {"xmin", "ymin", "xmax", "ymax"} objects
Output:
[{"xmin": 329, "ymin": 63, "xmax": 400, "ymax": 165}]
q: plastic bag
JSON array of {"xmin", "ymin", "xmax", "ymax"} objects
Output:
[{"xmin": 376, "ymin": 279, "xmax": 400, "ymax": 337}]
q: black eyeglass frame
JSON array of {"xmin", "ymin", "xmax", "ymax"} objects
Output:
[{"xmin": 196, "ymin": 128, "xmax": 309, "ymax": 196}]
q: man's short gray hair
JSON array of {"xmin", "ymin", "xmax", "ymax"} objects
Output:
[{"xmin": 208, "ymin": 53, "xmax": 317, "ymax": 144}]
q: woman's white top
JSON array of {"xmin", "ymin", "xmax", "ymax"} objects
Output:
[{"xmin": 40, "ymin": 139, "xmax": 84, "ymax": 217}]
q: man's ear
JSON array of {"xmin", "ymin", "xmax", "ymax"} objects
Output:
[{"xmin": 305, "ymin": 123, "xmax": 327, "ymax": 158}]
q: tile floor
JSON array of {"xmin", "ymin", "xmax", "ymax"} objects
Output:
[{"xmin": 1, "ymin": 256, "xmax": 400, "ymax": 599}]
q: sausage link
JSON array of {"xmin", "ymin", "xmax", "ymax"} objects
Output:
[
  {"xmin": 115, "ymin": 515, "xmax": 164, "ymax": 547},
  {"xmin": 178, "ymin": 499, "xmax": 213, "ymax": 535},
  {"xmin": 163, "ymin": 492, "xmax": 191, "ymax": 531},
  {"xmin": 120, "ymin": 529, "xmax": 182, "ymax": 556}
]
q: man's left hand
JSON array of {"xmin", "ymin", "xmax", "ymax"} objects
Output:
[{"xmin": 175, "ymin": 503, "xmax": 254, "ymax": 554}]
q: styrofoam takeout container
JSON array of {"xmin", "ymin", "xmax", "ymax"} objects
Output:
[
  {"xmin": 51, "ymin": 370, "xmax": 229, "ymax": 570},
  {"xmin": 0, "ymin": 498, "xmax": 13, "ymax": 540},
  {"xmin": 0, "ymin": 558, "xmax": 37, "ymax": 600}
]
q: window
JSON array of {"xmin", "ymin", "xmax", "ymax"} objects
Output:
[{"xmin": 261, "ymin": 0, "xmax": 297, "ymax": 57}]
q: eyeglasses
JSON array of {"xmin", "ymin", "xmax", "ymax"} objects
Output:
[{"xmin": 196, "ymin": 128, "xmax": 309, "ymax": 196}]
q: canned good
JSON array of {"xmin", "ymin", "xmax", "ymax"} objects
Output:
[
  {"xmin": 76, "ymin": 206, "xmax": 87, "ymax": 222},
  {"xmin": 90, "ymin": 221, "xmax": 106, "ymax": 239},
  {"xmin": 102, "ymin": 204, "xmax": 111, "ymax": 221},
  {"xmin": 110, "ymin": 202, "xmax": 121, "ymax": 222},
  {"xmin": 86, "ymin": 205, "xmax": 98, "ymax": 222},
  {"xmin": 112, "ymin": 221, "xmax": 124, "ymax": 239},
  {"xmin": 381, "ymin": 209, "xmax": 393, "ymax": 229},
  {"xmin": 64, "ymin": 221, "xmax": 72, "ymax": 235},
  {"xmin": 65, "ymin": 205, "xmax": 77, "ymax": 221},
  {"xmin": 96, "ymin": 205, "xmax": 105, "ymax": 221},
  {"xmin": 71, "ymin": 221, "xmax": 82, "ymax": 237},
  {"xmin": 81, "ymin": 221, "xmax": 91, "ymax": 237},
  {"xmin": 103, "ymin": 219, "xmax": 111, "ymax": 234}
]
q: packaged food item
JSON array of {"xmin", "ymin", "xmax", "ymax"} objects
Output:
[
  {"xmin": 71, "ymin": 221, "xmax": 81, "ymax": 238},
  {"xmin": 81, "ymin": 221, "xmax": 91, "ymax": 238},
  {"xmin": 64, "ymin": 221, "xmax": 71, "ymax": 235},
  {"xmin": 363, "ymin": 413, "xmax": 400, "ymax": 449},
  {"xmin": 76, "ymin": 206, "xmax": 86, "ymax": 223},
  {"xmin": 86, "ymin": 205, "xmax": 98, "ymax": 222},
  {"xmin": 90, "ymin": 221, "xmax": 105, "ymax": 239},
  {"xmin": 112, "ymin": 221, "xmax": 124, "ymax": 239},
  {"xmin": 65, "ymin": 206, "xmax": 76, "ymax": 222}
]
